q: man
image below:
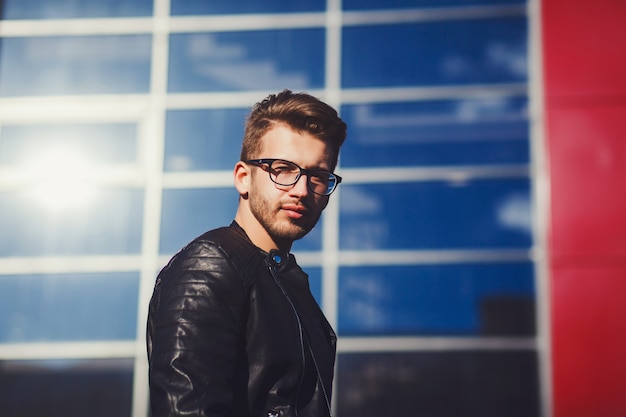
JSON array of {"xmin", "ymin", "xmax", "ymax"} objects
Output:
[{"xmin": 147, "ymin": 90, "xmax": 347, "ymax": 417}]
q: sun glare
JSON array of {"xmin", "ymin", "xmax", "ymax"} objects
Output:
[{"xmin": 20, "ymin": 147, "xmax": 99, "ymax": 212}]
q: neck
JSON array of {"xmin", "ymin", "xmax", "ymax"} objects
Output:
[{"xmin": 234, "ymin": 205, "xmax": 292, "ymax": 254}]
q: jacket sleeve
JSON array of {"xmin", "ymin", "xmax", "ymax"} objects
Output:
[{"xmin": 147, "ymin": 241, "xmax": 248, "ymax": 417}]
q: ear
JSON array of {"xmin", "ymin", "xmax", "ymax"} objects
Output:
[{"xmin": 234, "ymin": 161, "xmax": 251, "ymax": 196}]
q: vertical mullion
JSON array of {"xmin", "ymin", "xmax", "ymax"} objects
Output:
[
  {"xmin": 131, "ymin": 1, "xmax": 171, "ymax": 417},
  {"xmin": 323, "ymin": 2, "xmax": 343, "ymax": 416},
  {"xmin": 528, "ymin": 0, "xmax": 552, "ymax": 414}
]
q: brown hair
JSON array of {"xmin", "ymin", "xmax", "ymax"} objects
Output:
[{"xmin": 240, "ymin": 90, "xmax": 347, "ymax": 168}]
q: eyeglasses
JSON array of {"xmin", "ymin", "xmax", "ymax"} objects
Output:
[{"xmin": 244, "ymin": 158, "xmax": 342, "ymax": 196}]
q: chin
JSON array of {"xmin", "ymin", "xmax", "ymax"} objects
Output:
[{"xmin": 273, "ymin": 221, "xmax": 311, "ymax": 243}]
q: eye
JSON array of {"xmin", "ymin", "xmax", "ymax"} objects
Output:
[
  {"xmin": 309, "ymin": 172, "xmax": 331, "ymax": 186},
  {"xmin": 271, "ymin": 161, "xmax": 298, "ymax": 174}
]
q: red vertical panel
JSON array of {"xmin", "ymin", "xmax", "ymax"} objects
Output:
[
  {"xmin": 551, "ymin": 268, "xmax": 626, "ymax": 417},
  {"xmin": 543, "ymin": 0, "xmax": 626, "ymax": 416},
  {"xmin": 547, "ymin": 104, "xmax": 626, "ymax": 261},
  {"xmin": 543, "ymin": 0, "xmax": 626, "ymax": 98}
]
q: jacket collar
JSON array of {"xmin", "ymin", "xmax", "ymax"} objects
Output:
[{"xmin": 230, "ymin": 220, "xmax": 292, "ymax": 269}]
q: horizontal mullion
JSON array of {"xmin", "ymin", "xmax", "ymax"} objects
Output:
[
  {"xmin": 289, "ymin": 248, "xmax": 536, "ymax": 267},
  {"xmin": 341, "ymin": 84, "xmax": 528, "ymax": 104},
  {"xmin": 0, "ymin": 85, "xmax": 527, "ymax": 116},
  {"xmin": 342, "ymin": 4, "xmax": 527, "ymax": 27},
  {"xmin": 0, "ymin": 337, "xmax": 535, "ymax": 360},
  {"xmin": 0, "ymin": 5, "xmax": 526, "ymax": 37},
  {"xmin": 338, "ymin": 248, "xmax": 534, "ymax": 266},
  {"xmin": 341, "ymin": 165, "xmax": 530, "ymax": 184},
  {"xmin": 0, "ymin": 340, "xmax": 138, "ymax": 360},
  {"xmin": 0, "ymin": 249, "xmax": 536, "ymax": 276},
  {"xmin": 0, "ymin": 95, "xmax": 152, "ymax": 121},
  {"xmin": 0, "ymin": 17, "xmax": 154, "ymax": 37},
  {"xmin": 0, "ymin": 167, "xmax": 146, "ymax": 191},
  {"xmin": 165, "ymin": 84, "xmax": 528, "ymax": 109},
  {"xmin": 0, "ymin": 255, "xmax": 143, "ymax": 275},
  {"xmin": 162, "ymin": 171, "xmax": 235, "ymax": 188},
  {"xmin": 338, "ymin": 335, "xmax": 536, "ymax": 352},
  {"xmin": 168, "ymin": 13, "xmax": 326, "ymax": 33}
]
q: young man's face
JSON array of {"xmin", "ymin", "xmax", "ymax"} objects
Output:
[{"xmin": 246, "ymin": 123, "xmax": 333, "ymax": 248}]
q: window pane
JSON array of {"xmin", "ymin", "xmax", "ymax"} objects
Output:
[
  {"xmin": 290, "ymin": 219, "xmax": 322, "ymax": 252},
  {"xmin": 1, "ymin": 0, "xmax": 153, "ymax": 19},
  {"xmin": 0, "ymin": 273, "xmax": 139, "ymax": 342},
  {"xmin": 343, "ymin": 0, "xmax": 525, "ymax": 10},
  {"xmin": 342, "ymin": 18, "xmax": 527, "ymax": 88},
  {"xmin": 339, "ymin": 180, "xmax": 532, "ymax": 250},
  {"xmin": 305, "ymin": 267, "xmax": 322, "ymax": 305},
  {"xmin": 0, "ymin": 359, "xmax": 133, "ymax": 417},
  {"xmin": 171, "ymin": 0, "xmax": 324, "ymax": 15},
  {"xmin": 168, "ymin": 30, "xmax": 325, "ymax": 92},
  {"xmin": 338, "ymin": 263, "xmax": 535, "ymax": 336},
  {"xmin": 160, "ymin": 188, "xmax": 239, "ymax": 254},
  {"xmin": 340, "ymin": 97, "xmax": 529, "ymax": 168},
  {"xmin": 0, "ymin": 188, "xmax": 144, "ymax": 256},
  {"xmin": 164, "ymin": 109, "xmax": 246, "ymax": 172},
  {"xmin": 0, "ymin": 123, "xmax": 137, "ymax": 166},
  {"xmin": 337, "ymin": 351, "xmax": 540, "ymax": 417},
  {"xmin": 0, "ymin": 36, "xmax": 151, "ymax": 96}
]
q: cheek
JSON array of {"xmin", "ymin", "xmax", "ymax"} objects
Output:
[
  {"xmin": 250, "ymin": 179, "xmax": 282, "ymax": 207},
  {"xmin": 249, "ymin": 173, "xmax": 272, "ymax": 195}
]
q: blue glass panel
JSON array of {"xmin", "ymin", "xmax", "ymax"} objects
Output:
[
  {"xmin": 304, "ymin": 267, "xmax": 322, "ymax": 305},
  {"xmin": 0, "ymin": 189, "xmax": 143, "ymax": 256},
  {"xmin": 342, "ymin": 18, "xmax": 527, "ymax": 88},
  {"xmin": 164, "ymin": 109, "xmax": 247, "ymax": 171},
  {"xmin": 0, "ymin": 36, "xmax": 151, "ymax": 96},
  {"xmin": 0, "ymin": 123, "xmax": 137, "ymax": 165},
  {"xmin": 160, "ymin": 188, "xmax": 239, "ymax": 254},
  {"xmin": 0, "ymin": 359, "xmax": 133, "ymax": 417},
  {"xmin": 1, "ymin": 0, "xmax": 153, "ymax": 19},
  {"xmin": 343, "ymin": 0, "xmax": 524, "ymax": 10},
  {"xmin": 168, "ymin": 30, "xmax": 325, "ymax": 92},
  {"xmin": 171, "ymin": 0, "xmax": 324, "ymax": 15},
  {"xmin": 291, "ymin": 217, "xmax": 323, "ymax": 252},
  {"xmin": 339, "ymin": 180, "xmax": 532, "ymax": 250},
  {"xmin": 0, "ymin": 273, "xmax": 139, "ymax": 342},
  {"xmin": 338, "ymin": 262, "xmax": 535, "ymax": 336},
  {"xmin": 337, "ymin": 352, "xmax": 540, "ymax": 417},
  {"xmin": 340, "ymin": 97, "xmax": 529, "ymax": 167},
  {"xmin": 160, "ymin": 188, "xmax": 323, "ymax": 254}
]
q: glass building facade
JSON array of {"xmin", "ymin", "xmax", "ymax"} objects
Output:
[{"xmin": 0, "ymin": 1, "xmax": 543, "ymax": 416}]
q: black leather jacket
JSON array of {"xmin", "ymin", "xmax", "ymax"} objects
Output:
[{"xmin": 147, "ymin": 221, "xmax": 337, "ymax": 417}]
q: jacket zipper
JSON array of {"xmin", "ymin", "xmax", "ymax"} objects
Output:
[
  {"xmin": 267, "ymin": 260, "xmax": 333, "ymax": 417},
  {"xmin": 267, "ymin": 262, "xmax": 306, "ymax": 417}
]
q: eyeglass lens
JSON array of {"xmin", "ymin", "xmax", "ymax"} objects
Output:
[{"xmin": 268, "ymin": 160, "xmax": 335, "ymax": 195}]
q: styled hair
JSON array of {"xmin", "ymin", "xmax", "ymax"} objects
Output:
[{"xmin": 240, "ymin": 90, "xmax": 347, "ymax": 169}]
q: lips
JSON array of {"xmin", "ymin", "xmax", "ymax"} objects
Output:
[{"xmin": 281, "ymin": 203, "xmax": 306, "ymax": 219}]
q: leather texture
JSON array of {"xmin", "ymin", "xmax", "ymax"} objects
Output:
[{"xmin": 147, "ymin": 221, "xmax": 336, "ymax": 417}]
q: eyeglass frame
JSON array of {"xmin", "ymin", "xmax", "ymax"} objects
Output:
[{"xmin": 244, "ymin": 158, "xmax": 342, "ymax": 196}]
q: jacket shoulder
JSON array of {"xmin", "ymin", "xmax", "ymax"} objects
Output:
[
  {"xmin": 165, "ymin": 224, "xmax": 264, "ymax": 288},
  {"xmin": 197, "ymin": 225, "xmax": 261, "ymax": 266}
]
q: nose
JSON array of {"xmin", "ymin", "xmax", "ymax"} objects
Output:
[{"xmin": 288, "ymin": 172, "xmax": 310, "ymax": 197}]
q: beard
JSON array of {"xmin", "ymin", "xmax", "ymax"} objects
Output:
[{"xmin": 248, "ymin": 191, "xmax": 322, "ymax": 245}]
